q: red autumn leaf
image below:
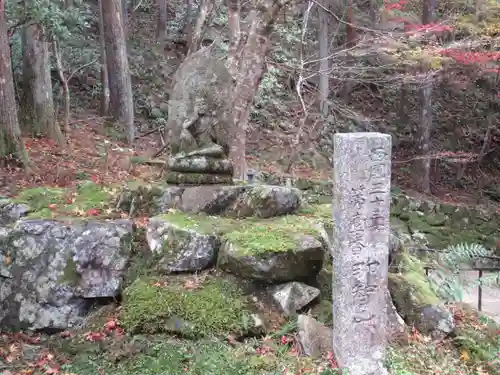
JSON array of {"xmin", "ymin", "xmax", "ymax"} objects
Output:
[
  {"xmin": 45, "ymin": 366, "xmax": 60, "ymax": 374},
  {"xmin": 59, "ymin": 330, "xmax": 72, "ymax": 338},
  {"xmin": 84, "ymin": 331, "xmax": 105, "ymax": 342},
  {"xmin": 104, "ymin": 319, "xmax": 118, "ymax": 330},
  {"xmin": 86, "ymin": 208, "xmax": 100, "ymax": 216}
]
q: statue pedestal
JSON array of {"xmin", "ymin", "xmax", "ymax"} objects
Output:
[{"xmin": 166, "ymin": 155, "xmax": 233, "ymax": 185}]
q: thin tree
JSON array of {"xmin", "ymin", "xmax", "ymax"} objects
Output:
[
  {"xmin": 0, "ymin": 0, "xmax": 30, "ymax": 168},
  {"xmin": 318, "ymin": 0, "xmax": 329, "ymax": 116},
  {"xmin": 226, "ymin": 0, "xmax": 241, "ymax": 77},
  {"xmin": 99, "ymin": 0, "xmax": 110, "ymax": 116},
  {"xmin": 21, "ymin": 20, "xmax": 65, "ymax": 145},
  {"xmin": 186, "ymin": 0, "xmax": 215, "ymax": 56},
  {"xmin": 229, "ymin": 0, "xmax": 291, "ymax": 180},
  {"xmin": 101, "ymin": 0, "xmax": 135, "ymax": 144},
  {"xmin": 157, "ymin": 0, "xmax": 168, "ymax": 41},
  {"xmin": 417, "ymin": 0, "xmax": 435, "ymax": 194}
]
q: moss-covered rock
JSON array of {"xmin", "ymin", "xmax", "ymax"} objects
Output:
[
  {"xmin": 146, "ymin": 213, "xmax": 232, "ymax": 273},
  {"xmin": 121, "ymin": 275, "xmax": 256, "ymax": 338},
  {"xmin": 218, "ymin": 216, "xmax": 325, "ymax": 282},
  {"xmin": 389, "ymin": 253, "xmax": 454, "ymax": 338}
]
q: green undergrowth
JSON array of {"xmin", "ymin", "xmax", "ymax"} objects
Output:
[
  {"xmin": 386, "ymin": 306, "xmax": 500, "ymax": 375},
  {"xmin": 160, "ymin": 211, "xmax": 322, "ymax": 256},
  {"xmin": 159, "ymin": 211, "xmax": 242, "ymax": 235},
  {"xmin": 58, "ymin": 334, "xmax": 339, "ymax": 375},
  {"xmin": 121, "ymin": 275, "xmax": 253, "ymax": 338},
  {"xmin": 13, "ymin": 181, "xmax": 120, "ymax": 219}
]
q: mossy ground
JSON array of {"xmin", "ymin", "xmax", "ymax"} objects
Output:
[
  {"xmin": 31, "ymin": 303, "xmax": 499, "ymax": 375},
  {"xmin": 52, "ymin": 334, "xmax": 341, "ymax": 375},
  {"xmin": 120, "ymin": 274, "xmax": 253, "ymax": 337},
  {"xmin": 12, "ymin": 181, "xmax": 121, "ymax": 219},
  {"xmin": 160, "ymin": 211, "xmax": 322, "ymax": 256},
  {"xmin": 386, "ymin": 304, "xmax": 500, "ymax": 375}
]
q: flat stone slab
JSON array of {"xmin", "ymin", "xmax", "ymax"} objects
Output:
[
  {"xmin": 156, "ymin": 184, "xmax": 302, "ymax": 218},
  {"xmin": 168, "ymin": 156, "xmax": 233, "ymax": 175},
  {"xmin": 165, "ymin": 171, "xmax": 233, "ymax": 185}
]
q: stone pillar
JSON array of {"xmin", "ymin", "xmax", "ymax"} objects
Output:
[{"xmin": 332, "ymin": 132, "xmax": 392, "ymax": 375}]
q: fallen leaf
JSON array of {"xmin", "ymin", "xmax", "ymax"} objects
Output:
[
  {"xmin": 86, "ymin": 208, "xmax": 100, "ymax": 216},
  {"xmin": 460, "ymin": 350, "xmax": 469, "ymax": 362}
]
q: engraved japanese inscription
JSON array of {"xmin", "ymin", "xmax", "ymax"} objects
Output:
[{"xmin": 332, "ymin": 133, "xmax": 392, "ymax": 375}]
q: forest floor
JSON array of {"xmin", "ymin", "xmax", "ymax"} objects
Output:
[{"xmin": 0, "ymin": 111, "xmax": 497, "ymax": 209}]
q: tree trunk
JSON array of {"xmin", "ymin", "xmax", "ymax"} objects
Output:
[
  {"xmin": 22, "ymin": 23, "xmax": 65, "ymax": 145},
  {"xmin": 99, "ymin": 0, "xmax": 110, "ymax": 116},
  {"xmin": 318, "ymin": 2, "xmax": 329, "ymax": 116},
  {"xmin": 422, "ymin": 0, "xmax": 435, "ymax": 24},
  {"xmin": 341, "ymin": 0, "xmax": 356, "ymax": 104},
  {"xmin": 156, "ymin": 0, "xmax": 168, "ymax": 41},
  {"xmin": 417, "ymin": 81, "xmax": 432, "ymax": 194},
  {"xmin": 52, "ymin": 40, "xmax": 71, "ymax": 135},
  {"xmin": 122, "ymin": 0, "xmax": 128, "ymax": 36},
  {"xmin": 102, "ymin": 0, "xmax": 135, "ymax": 144},
  {"xmin": 184, "ymin": 0, "xmax": 194, "ymax": 41},
  {"xmin": 0, "ymin": 0, "xmax": 30, "ymax": 167},
  {"xmin": 186, "ymin": 0, "xmax": 215, "ymax": 56},
  {"xmin": 230, "ymin": 0, "xmax": 290, "ymax": 180},
  {"xmin": 226, "ymin": 0, "xmax": 241, "ymax": 77}
]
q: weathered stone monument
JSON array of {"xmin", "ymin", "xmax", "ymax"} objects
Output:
[
  {"xmin": 332, "ymin": 133, "xmax": 392, "ymax": 375},
  {"xmin": 165, "ymin": 45, "xmax": 234, "ymax": 185}
]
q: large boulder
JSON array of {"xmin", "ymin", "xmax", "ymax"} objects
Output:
[
  {"xmin": 389, "ymin": 253, "xmax": 455, "ymax": 339},
  {"xmin": 0, "ymin": 219, "xmax": 133, "ymax": 331},
  {"xmin": 0, "ymin": 199, "xmax": 30, "ymax": 225},
  {"xmin": 156, "ymin": 184, "xmax": 302, "ymax": 218},
  {"xmin": 146, "ymin": 216, "xmax": 220, "ymax": 273},
  {"xmin": 217, "ymin": 216, "xmax": 325, "ymax": 282}
]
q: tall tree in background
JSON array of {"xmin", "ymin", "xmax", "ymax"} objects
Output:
[
  {"xmin": 318, "ymin": 0, "xmax": 329, "ymax": 116},
  {"xmin": 227, "ymin": 0, "xmax": 241, "ymax": 77},
  {"xmin": 416, "ymin": 0, "xmax": 436, "ymax": 193},
  {"xmin": 186, "ymin": 0, "xmax": 215, "ymax": 55},
  {"xmin": 99, "ymin": 0, "xmax": 110, "ymax": 116},
  {"xmin": 21, "ymin": 20, "xmax": 65, "ymax": 145},
  {"xmin": 0, "ymin": 0, "xmax": 30, "ymax": 167},
  {"xmin": 102, "ymin": 0, "xmax": 135, "ymax": 144},
  {"xmin": 157, "ymin": 0, "xmax": 168, "ymax": 41},
  {"xmin": 230, "ymin": 0, "xmax": 291, "ymax": 180}
]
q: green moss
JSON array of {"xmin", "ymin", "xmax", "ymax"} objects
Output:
[
  {"xmin": 12, "ymin": 182, "xmax": 118, "ymax": 219},
  {"xmin": 297, "ymin": 203, "xmax": 332, "ymax": 222},
  {"xmin": 58, "ymin": 256, "xmax": 81, "ymax": 286},
  {"xmin": 14, "ymin": 187, "xmax": 66, "ymax": 212},
  {"xmin": 222, "ymin": 215, "xmax": 320, "ymax": 256},
  {"xmin": 390, "ymin": 252, "xmax": 440, "ymax": 313},
  {"xmin": 121, "ymin": 276, "xmax": 252, "ymax": 337},
  {"xmin": 158, "ymin": 212, "xmax": 242, "ymax": 235}
]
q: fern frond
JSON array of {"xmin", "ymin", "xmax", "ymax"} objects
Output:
[{"xmin": 428, "ymin": 242, "xmax": 493, "ymax": 302}]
